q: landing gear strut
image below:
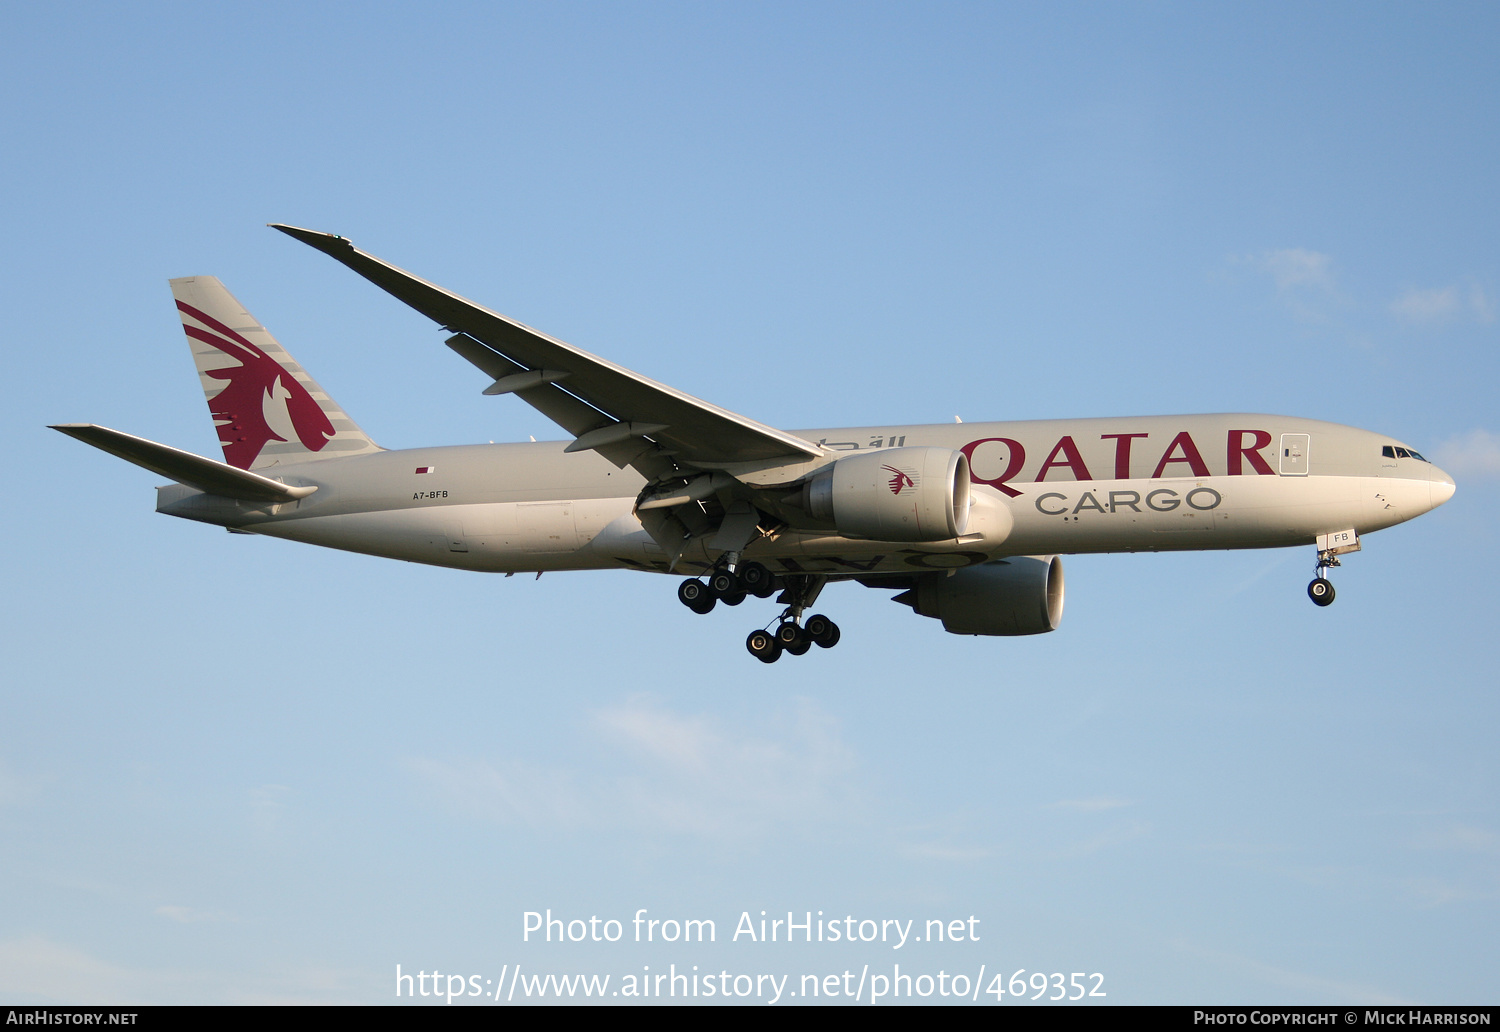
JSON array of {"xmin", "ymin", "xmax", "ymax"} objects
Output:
[
  {"xmin": 1307, "ymin": 547, "xmax": 1341, "ymax": 607},
  {"xmin": 744, "ymin": 575, "xmax": 841, "ymax": 663}
]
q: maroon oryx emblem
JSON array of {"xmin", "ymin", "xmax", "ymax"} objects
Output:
[
  {"xmin": 177, "ymin": 300, "xmax": 334, "ymax": 469},
  {"xmin": 883, "ymin": 464, "xmax": 915, "ymax": 495}
]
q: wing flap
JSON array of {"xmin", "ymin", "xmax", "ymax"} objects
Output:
[
  {"xmin": 50, "ymin": 424, "xmax": 316, "ymax": 503},
  {"xmin": 444, "ymin": 332, "xmax": 608, "ymax": 438}
]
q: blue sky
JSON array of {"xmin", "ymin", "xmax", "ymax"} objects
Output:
[{"xmin": 2, "ymin": 1, "xmax": 1497, "ymax": 1005}]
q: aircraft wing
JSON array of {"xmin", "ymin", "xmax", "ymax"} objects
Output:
[{"xmin": 270, "ymin": 225, "xmax": 823, "ymax": 468}]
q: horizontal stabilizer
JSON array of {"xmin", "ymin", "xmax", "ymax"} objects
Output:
[{"xmin": 49, "ymin": 424, "xmax": 317, "ymax": 503}]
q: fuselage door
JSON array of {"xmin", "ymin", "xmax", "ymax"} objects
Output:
[
  {"xmin": 1280, "ymin": 434, "xmax": 1309, "ymax": 476},
  {"xmin": 517, "ymin": 501, "xmax": 578, "ymax": 552}
]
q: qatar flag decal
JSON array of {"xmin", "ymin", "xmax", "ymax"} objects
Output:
[{"xmin": 415, "ymin": 466, "xmax": 436, "ymax": 474}]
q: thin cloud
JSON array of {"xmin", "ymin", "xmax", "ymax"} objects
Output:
[
  {"xmin": 1390, "ymin": 285, "xmax": 1460, "ymax": 321},
  {"xmin": 897, "ymin": 841, "xmax": 994, "ymax": 862},
  {"xmin": 1234, "ymin": 249, "xmax": 1342, "ymax": 323},
  {"xmin": 248, "ymin": 784, "xmax": 291, "ymax": 837},
  {"xmin": 1433, "ymin": 429, "xmax": 1500, "ymax": 479},
  {"xmin": 406, "ymin": 696, "xmax": 859, "ymax": 841},
  {"xmin": 1052, "ymin": 820, "xmax": 1152, "ymax": 859},
  {"xmin": 1053, "ymin": 796, "xmax": 1134, "ymax": 812},
  {"xmin": 1405, "ymin": 877, "xmax": 1499, "ymax": 909},
  {"xmin": 595, "ymin": 696, "xmax": 857, "ymax": 838},
  {"xmin": 1411, "ymin": 823, "xmax": 1500, "ymax": 857},
  {"xmin": 1471, "ymin": 285, "xmax": 1496, "ymax": 322},
  {"xmin": 0, "ymin": 760, "xmax": 43, "ymax": 807},
  {"xmin": 1177, "ymin": 939, "xmax": 1412, "ymax": 1005},
  {"xmin": 0, "ymin": 936, "xmax": 201, "ymax": 1005},
  {"xmin": 1257, "ymin": 248, "xmax": 1335, "ymax": 291},
  {"xmin": 1390, "ymin": 282, "xmax": 1494, "ymax": 324},
  {"xmin": 402, "ymin": 756, "xmax": 591, "ymax": 827},
  {"xmin": 0, "ymin": 935, "xmax": 370, "ymax": 1004},
  {"xmin": 154, "ymin": 905, "xmax": 229, "ymax": 925}
]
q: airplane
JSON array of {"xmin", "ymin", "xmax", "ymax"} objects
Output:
[{"xmin": 52, "ymin": 225, "xmax": 1457, "ymax": 662}]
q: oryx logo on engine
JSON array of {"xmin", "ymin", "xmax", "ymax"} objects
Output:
[{"xmin": 882, "ymin": 465, "xmax": 916, "ymax": 495}]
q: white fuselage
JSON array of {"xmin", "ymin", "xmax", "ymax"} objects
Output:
[{"xmin": 157, "ymin": 413, "xmax": 1454, "ymax": 578}]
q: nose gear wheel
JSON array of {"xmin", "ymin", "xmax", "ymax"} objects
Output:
[{"xmin": 1308, "ymin": 578, "xmax": 1335, "ymax": 606}]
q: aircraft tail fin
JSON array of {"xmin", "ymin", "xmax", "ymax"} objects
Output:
[{"xmin": 169, "ymin": 276, "xmax": 381, "ymax": 470}]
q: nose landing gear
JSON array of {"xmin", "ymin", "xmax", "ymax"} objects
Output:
[{"xmin": 1306, "ymin": 531, "xmax": 1358, "ymax": 607}]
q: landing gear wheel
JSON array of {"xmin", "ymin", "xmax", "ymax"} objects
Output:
[
  {"xmin": 746, "ymin": 629, "xmax": 781, "ymax": 663},
  {"xmin": 721, "ymin": 590, "xmax": 746, "ymax": 607},
  {"xmin": 774, "ymin": 621, "xmax": 812, "ymax": 655},
  {"xmin": 739, "ymin": 562, "xmax": 776, "ymax": 598},
  {"xmin": 1308, "ymin": 578, "xmax": 1335, "ymax": 606},
  {"xmin": 678, "ymin": 579, "xmax": 715, "ymax": 614},
  {"xmin": 709, "ymin": 570, "xmax": 739, "ymax": 598},
  {"xmin": 805, "ymin": 614, "xmax": 841, "ymax": 648}
]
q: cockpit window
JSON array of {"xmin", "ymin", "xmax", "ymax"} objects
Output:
[
  {"xmin": 1382, "ymin": 446, "xmax": 1396, "ymax": 458},
  {"xmin": 1382, "ymin": 444, "xmax": 1431, "ymax": 462},
  {"xmin": 1395, "ymin": 447, "xmax": 1411, "ymax": 458},
  {"xmin": 1409, "ymin": 450, "xmax": 1428, "ymax": 462}
]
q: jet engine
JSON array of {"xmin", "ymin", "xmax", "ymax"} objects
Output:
[
  {"xmin": 802, "ymin": 447, "xmax": 971, "ymax": 541},
  {"xmin": 894, "ymin": 555, "xmax": 1064, "ymax": 635}
]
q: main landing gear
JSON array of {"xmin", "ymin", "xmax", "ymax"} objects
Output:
[
  {"xmin": 677, "ymin": 566, "xmax": 841, "ymax": 662},
  {"xmin": 677, "ymin": 561, "xmax": 777, "ymax": 614},
  {"xmin": 748, "ymin": 612, "xmax": 841, "ymax": 664}
]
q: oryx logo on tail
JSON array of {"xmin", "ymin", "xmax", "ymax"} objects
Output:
[{"xmin": 176, "ymin": 300, "xmax": 335, "ymax": 469}]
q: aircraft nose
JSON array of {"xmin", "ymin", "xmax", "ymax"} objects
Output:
[{"xmin": 1430, "ymin": 465, "xmax": 1456, "ymax": 508}]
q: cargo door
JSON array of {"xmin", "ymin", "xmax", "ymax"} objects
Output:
[{"xmin": 516, "ymin": 501, "xmax": 578, "ymax": 552}]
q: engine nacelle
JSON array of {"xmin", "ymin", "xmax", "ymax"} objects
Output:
[
  {"xmin": 895, "ymin": 556, "xmax": 1064, "ymax": 635},
  {"xmin": 804, "ymin": 447, "xmax": 971, "ymax": 542}
]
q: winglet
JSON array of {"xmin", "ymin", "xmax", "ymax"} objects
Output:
[{"xmin": 268, "ymin": 224, "xmax": 354, "ymax": 254}]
